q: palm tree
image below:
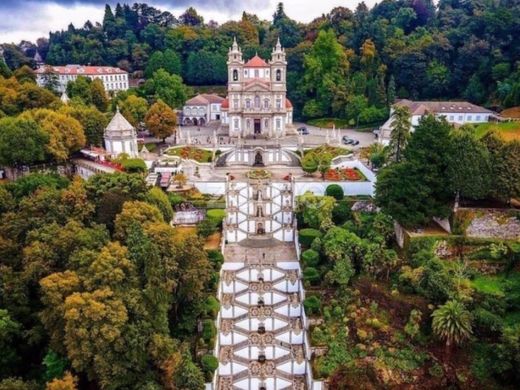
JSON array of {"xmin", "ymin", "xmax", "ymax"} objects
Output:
[
  {"xmin": 431, "ymin": 300, "xmax": 472, "ymax": 350},
  {"xmin": 389, "ymin": 105, "xmax": 411, "ymax": 162}
]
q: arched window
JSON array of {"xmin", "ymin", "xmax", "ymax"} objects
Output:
[
  {"xmin": 246, "ymin": 99, "xmax": 251, "ymax": 108},
  {"xmin": 254, "ymin": 95, "xmax": 260, "ymax": 108},
  {"xmin": 264, "ymin": 99, "xmax": 269, "ymax": 109},
  {"xmin": 233, "ymin": 69, "xmax": 238, "ymax": 81},
  {"xmin": 276, "ymin": 69, "xmax": 281, "ymax": 81}
]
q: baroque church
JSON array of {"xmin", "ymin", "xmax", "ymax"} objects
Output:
[{"xmin": 221, "ymin": 37, "xmax": 294, "ymax": 138}]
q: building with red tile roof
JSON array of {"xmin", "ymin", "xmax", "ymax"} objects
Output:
[
  {"xmin": 182, "ymin": 93, "xmax": 226, "ymax": 126},
  {"xmin": 35, "ymin": 64, "xmax": 129, "ymax": 94}
]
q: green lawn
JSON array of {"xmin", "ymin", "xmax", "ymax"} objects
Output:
[
  {"xmin": 474, "ymin": 121, "xmax": 520, "ymax": 141},
  {"xmin": 471, "ymin": 272, "xmax": 520, "ymax": 296}
]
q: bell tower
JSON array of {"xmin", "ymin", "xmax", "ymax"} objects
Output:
[
  {"xmin": 270, "ymin": 37, "xmax": 287, "ymax": 87},
  {"xmin": 227, "ymin": 36, "xmax": 244, "ymax": 89}
]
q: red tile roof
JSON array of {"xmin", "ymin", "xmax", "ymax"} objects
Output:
[
  {"xmin": 244, "ymin": 55, "xmax": 268, "ymax": 68},
  {"xmin": 221, "ymin": 98, "xmax": 229, "ymax": 109},
  {"xmin": 185, "ymin": 93, "xmax": 225, "ymax": 106},
  {"xmin": 286, "ymin": 98, "xmax": 293, "ymax": 109},
  {"xmin": 35, "ymin": 64, "xmax": 127, "ymax": 75}
]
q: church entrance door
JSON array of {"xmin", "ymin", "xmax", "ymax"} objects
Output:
[{"xmin": 254, "ymin": 119, "xmax": 261, "ymax": 134}]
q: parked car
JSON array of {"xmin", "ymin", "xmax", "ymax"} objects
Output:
[
  {"xmin": 342, "ymin": 136, "xmax": 359, "ymax": 145},
  {"xmin": 297, "ymin": 126, "xmax": 309, "ymax": 135}
]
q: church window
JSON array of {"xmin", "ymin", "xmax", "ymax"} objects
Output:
[
  {"xmin": 264, "ymin": 119, "xmax": 269, "ymax": 128},
  {"xmin": 255, "ymin": 96, "xmax": 260, "ymax": 108},
  {"xmin": 276, "ymin": 99, "xmax": 281, "ymax": 109},
  {"xmin": 233, "ymin": 99, "xmax": 239, "ymax": 109},
  {"xmin": 276, "ymin": 118, "xmax": 281, "ymax": 129},
  {"xmin": 255, "ymin": 69, "xmax": 259, "ymax": 78},
  {"xmin": 234, "ymin": 119, "xmax": 239, "ymax": 129},
  {"xmin": 276, "ymin": 69, "xmax": 281, "ymax": 81},
  {"xmin": 233, "ymin": 69, "xmax": 238, "ymax": 81},
  {"xmin": 246, "ymin": 99, "xmax": 251, "ymax": 108},
  {"xmin": 246, "ymin": 119, "xmax": 251, "ymax": 129},
  {"xmin": 264, "ymin": 99, "xmax": 269, "ymax": 109}
]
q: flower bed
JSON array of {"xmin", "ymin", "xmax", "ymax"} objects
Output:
[
  {"xmin": 166, "ymin": 146, "xmax": 213, "ymax": 162},
  {"xmin": 247, "ymin": 169, "xmax": 272, "ymax": 180},
  {"xmin": 324, "ymin": 167, "xmax": 366, "ymax": 181},
  {"xmin": 304, "ymin": 145, "xmax": 351, "ymax": 158}
]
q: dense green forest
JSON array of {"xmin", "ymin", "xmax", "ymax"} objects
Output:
[
  {"xmin": 2, "ymin": 0, "xmax": 520, "ymax": 123},
  {"xmin": 0, "ymin": 173, "xmax": 223, "ymax": 389}
]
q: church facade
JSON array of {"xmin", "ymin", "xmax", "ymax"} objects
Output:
[{"xmin": 221, "ymin": 38, "xmax": 293, "ymax": 138}]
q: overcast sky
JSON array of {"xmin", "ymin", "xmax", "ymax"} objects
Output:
[{"xmin": 0, "ymin": 0, "xmax": 378, "ymax": 43}]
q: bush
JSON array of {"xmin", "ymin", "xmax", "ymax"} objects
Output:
[
  {"xmin": 207, "ymin": 249, "xmax": 224, "ymax": 269},
  {"xmin": 201, "ymin": 354, "xmax": 218, "ymax": 373},
  {"xmin": 332, "ymin": 200, "xmax": 352, "ymax": 225},
  {"xmin": 303, "ymin": 267, "xmax": 321, "ymax": 286},
  {"xmin": 202, "ymin": 319, "xmax": 216, "ymax": 343},
  {"xmin": 304, "ymin": 295, "xmax": 321, "ymax": 316},
  {"xmin": 325, "ymin": 184, "xmax": 344, "ymax": 200},
  {"xmin": 302, "ymin": 249, "xmax": 320, "ymax": 267},
  {"xmin": 197, "ymin": 218, "xmax": 217, "ymax": 238},
  {"xmin": 168, "ymin": 193, "xmax": 185, "ymax": 207},
  {"xmin": 146, "ymin": 187, "xmax": 174, "ymax": 221},
  {"xmin": 122, "ymin": 158, "xmax": 147, "ymax": 173},
  {"xmin": 473, "ymin": 308, "xmax": 504, "ymax": 334},
  {"xmin": 299, "ymin": 228, "xmax": 323, "ymax": 247},
  {"xmin": 203, "ymin": 296, "xmax": 220, "ymax": 318}
]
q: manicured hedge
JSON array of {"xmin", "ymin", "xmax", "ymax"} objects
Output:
[
  {"xmin": 303, "ymin": 295, "xmax": 321, "ymax": 316},
  {"xmin": 303, "ymin": 267, "xmax": 321, "ymax": 286},
  {"xmin": 201, "ymin": 354, "xmax": 219, "ymax": 373},
  {"xmin": 121, "ymin": 158, "xmax": 147, "ymax": 173},
  {"xmin": 325, "ymin": 184, "xmax": 344, "ymax": 200},
  {"xmin": 299, "ymin": 228, "xmax": 323, "ymax": 247},
  {"xmin": 202, "ymin": 319, "xmax": 216, "ymax": 343},
  {"xmin": 302, "ymin": 249, "xmax": 320, "ymax": 267}
]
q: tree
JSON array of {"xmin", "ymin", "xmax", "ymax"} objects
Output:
[
  {"xmin": 114, "ymin": 200, "xmax": 164, "ymax": 241},
  {"xmin": 388, "ymin": 105, "xmax": 411, "ymax": 162},
  {"xmin": 432, "ymin": 300, "xmax": 472, "ymax": 349},
  {"xmin": 60, "ymin": 104, "xmax": 108, "ymax": 146},
  {"xmin": 66, "ymin": 76, "xmax": 92, "ymax": 105},
  {"xmin": 173, "ymin": 172, "xmax": 187, "ymax": 189},
  {"xmin": 179, "ymin": 7, "xmax": 204, "ymax": 26},
  {"xmin": 45, "ymin": 372, "xmax": 77, "ymax": 390},
  {"xmin": 90, "ymin": 79, "xmax": 108, "ymax": 112},
  {"xmin": 0, "ymin": 117, "xmax": 48, "ymax": 166},
  {"xmin": 303, "ymin": 29, "xmax": 349, "ymax": 118},
  {"xmin": 0, "ymin": 309, "xmax": 21, "ymax": 377},
  {"xmin": 376, "ymin": 115, "xmax": 453, "ymax": 227},
  {"xmin": 21, "ymin": 109, "xmax": 86, "ymax": 161},
  {"xmin": 316, "ymin": 152, "xmax": 333, "ymax": 179},
  {"xmin": 145, "ymin": 100, "xmax": 177, "ymax": 142},
  {"xmin": 296, "ymin": 192, "xmax": 335, "ymax": 230},
  {"xmin": 119, "ymin": 95, "xmax": 148, "ymax": 127},
  {"xmin": 13, "ymin": 65, "xmax": 36, "ymax": 84},
  {"xmin": 146, "ymin": 187, "xmax": 173, "ymax": 222},
  {"xmin": 145, "ymin": 70, "xmax": 188, "ymax": 109},
  {"xmin": 448, "ymin": 126, "xmax": 491, "ymax": 201},
  {"xmin": 483, "ymin": 133, "xmax": 520, "ymax": 203}
]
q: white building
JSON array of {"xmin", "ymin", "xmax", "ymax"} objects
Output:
[
  {"xmin": 182, "ymin": 93, "xmax": 225, "ymax": 126},
  {"xmin": 35, "ymin": 64, "xmax": 129, "ymax": 94},
  {"xmin": 222, "ymin": 37, "xmax": 294, "ymax": 138},
  {"xmin": 379, "ymin": 99, "xmax": 494, "ymax": 144},
  {"xmin": 104, "ymin": 108, "xmax": 138, "ymax": 158}
]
